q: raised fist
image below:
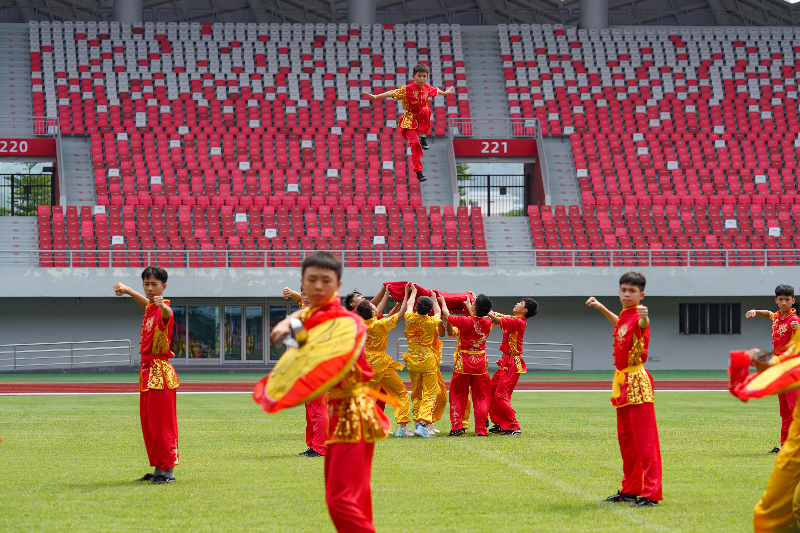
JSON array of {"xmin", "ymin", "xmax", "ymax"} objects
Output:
[
  {"xmin": 745, "ymin": 309, "xmax": 757, "ymax": 319},
  {"xmin": 637, "ymin": 306, "xmax": 649, "ymax": 319},
  {"xmin": 586, "ymin": 297, "xmax": 600, "ymax": 308},
  {"xmin": 282, "ymin": 287, "xmax": 292, "ymax": 300},
  {"xmin": 113, "ymin": 282, "xmax": 128, "ymax": 296}
]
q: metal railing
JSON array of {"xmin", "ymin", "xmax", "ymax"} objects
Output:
[
  {"xmin": 450, "ymin": 118, "xmax": 537, "ymax": 139},
  {"xmin": 396, "ymin": 338, "xmax": 574, "ymax": 370},
  {"xmin": 0, "ymin": 339, "xmax": 133, "ymax": 371},
  {"xmin": 4, "ymin": 248, "xmax": 797, "ymax": 268},
  {"xmin": 8, "ymin": 6, "xmax": 800, "ymax": 25},
  {"xmin": 0, "ymin": 116, "xmax": 58, "ymax": 138}
]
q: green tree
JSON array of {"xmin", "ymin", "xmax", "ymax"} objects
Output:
[
  {"xmin": 502, "ymin": 207, "xmax": 526, "ymax": 217},
  {"xmin": 457, "ymin": 162, "xmax": 476, "ymax": 206},
  {"xmin": 0, "ymin": 162, "xmax": 52, "ymax": 216}
]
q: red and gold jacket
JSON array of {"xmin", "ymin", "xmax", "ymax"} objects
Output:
[
  {"xmin": 496, "ymin": 313, "xmax": 528, "ymax": 374},
  {"xmin": 772, "ymin": 309, "xmax": 799, "ymax": 360},
  {"xmin": 139, "ymin": 299, "xmax": 179, "ymax": 393},
  {"xmin": 611, "ymin": 306, "xmax": 653, "ymax": 408},
  {"xmin": 391, "ymin": 82, "xmax": 438, "ymax": 130}
]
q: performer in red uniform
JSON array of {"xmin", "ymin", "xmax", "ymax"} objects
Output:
[
  {"xmin": 487, "ymin": 298, "xmax": 538, "ymax": 435},
  {"xmin": 114, "ymin": 266, "xmax": 179, "ymax": 485},
  {"xmin": 587, "ymin": 272, "xmax": 662, "ymax": 507},
  {"xmin": 264, "ymin": 253, "xmax": 390, "ymax": 533},
  {"xmin": 442, "ymin": 294, "xmax": 493, "ymax": 436},
  {"xmin": 284, "ymin": 287, "xmax": 327, "ymax": 457},
  {"xmin": 746, "ymin": 284, "xmax": 800, "ymax": 452},
  {"xmin": 365, "ymin": 64, "xmax": 453, "ymax": 183}
]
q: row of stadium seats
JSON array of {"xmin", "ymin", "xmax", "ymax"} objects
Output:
[{"xmin": 37, "ymin": 205, "xmax": 488, "ymax": 268}]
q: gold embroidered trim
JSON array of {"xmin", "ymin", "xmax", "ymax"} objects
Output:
[
  {"xmin": 326, "ymin": 390, "xmax": 388, "ymax": 444},
  {"xmin": 627, "ymin": 335, "xmax": 645, "ymax": 367},
  {"xmin": 142, "ymin": 359, "xmax": 180, "ymax": 391},
  {"xmin": 626, "ymin": 369, "xmax": 654, "ymax": 404}
]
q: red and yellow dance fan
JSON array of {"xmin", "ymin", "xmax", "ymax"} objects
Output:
[
  {"xmin": 729, "ymin": 329, "xmax": 800, "ymax": 402},
  {"xmin": 383, "ymin": 281, "xmax": 474, "ymax": 315},
  {"xmin": 253, "ymin": 301, "xmax": 368, "ymax": 414}
]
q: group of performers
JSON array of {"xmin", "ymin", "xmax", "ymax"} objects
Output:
[{"xmin": 114, "ymin": 251, "xmax": 800, "ymax": 531}]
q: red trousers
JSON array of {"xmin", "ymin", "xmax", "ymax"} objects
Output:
[
  {"xmin": 617, "ymin": 402, "xmax": 662, "ymax": 501},
  {"xmin": 449, "ymin": 372, "xmax": 490, "ymax": 435},
  {"xmin": 140, "ymin": 387, "xmax": 179, "ymax": 470},
  {"xmin": 489, "ymin": 366, "xmax": 522, "ymax": 431},
  {"xmin": 401, "ymin": 106, "xmax": 431, "ymax": 173},
  {"xmin": 324, "ymin": 440, "xmax": 376, "ymax": 533},
  {"xmin": 306, "ymin": 395, "xmax": 328, "ymax": 455},
  {"xmin": 779, "ymin": 389, "xmax": 797, "ymax": 445}
]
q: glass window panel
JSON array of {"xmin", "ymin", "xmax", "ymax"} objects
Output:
[
  {"xmin": 224, "ymin": 305, "xmax": 243, "ymax": 361},
  {"xmin": 171, "ymin": 306, "xmax": 186, "ymax": 358},
  {"xmin": 246, "ymin": 306, "xmax": 264, "ymax": 361},
  {"xmin": 269, "ymin": 305, "xmax": 288, "ymax": 360},
  {"xmin": 188, "ymin": 305, "xmax": 220, "ymax": 359}
]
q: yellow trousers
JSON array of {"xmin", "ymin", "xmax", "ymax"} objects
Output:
[
  {"xmin": 432, "ymin": 370, "xmax": 448, "ymax": 424},
  {"xmin": 755, "ymin": 404, "xmax": 800, "ymax": 533},
  {"xmin": 409, "ymin": 370, "xmax": 438, "ymax": 424},
  {"xmin": 368, "ymin": 367, "xmax": 411, "ymax": 425}
]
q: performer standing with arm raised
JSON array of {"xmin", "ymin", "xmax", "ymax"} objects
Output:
[{"xmin": 114, "ymin": 266, "xmax": 179, "ymax": 485}]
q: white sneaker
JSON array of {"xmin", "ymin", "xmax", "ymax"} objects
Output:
[
  {"xmin": 395, "ymin": 427, "xmax": 415, "ymax": 437},
  {"xmin": 428, "ymin": 424, "xmax": 440, "ymax": 434}
]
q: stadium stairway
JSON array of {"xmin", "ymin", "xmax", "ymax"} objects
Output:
[
  {"xmin": 61, "ymin": 136, "xmax": 95, "ymax": 207},
  {"xmin": 0, "ymin": 24, "xmax": 33, "ymax": 125},
  {"xmin": 461, "ymin": 26, "xmax": 510, "ymax": 135},
  {"xmin": 417, "ymin": 134, "xmax": 454, "ymax": 208},
  {"xmin": 482, "ymin": 216, "xmax": 534, "ymax": 266},
  {"xmin": 0, "ymin": 216, "xmax": 38, "ymax": 265},
  {"xmin": 543, "ymin": 136, "xmax": 581, "ymax": 207}
]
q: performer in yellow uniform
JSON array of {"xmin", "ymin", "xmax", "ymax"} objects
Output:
[
  {"xmin": 730, "ymin": 329, "xmax": 800, "ymax": 532},
  {"xmin": 403, "ymin": 285, "xmax": 443, "ymax": 438},
  {"xmin": 354, "ymin": 283, "xmax": 413, "ymax": 437}
]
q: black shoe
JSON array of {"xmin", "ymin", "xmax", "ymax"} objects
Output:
[
  {"xmin": 416, "ymin": 171, "xmax": 427, "ymax": 182},
  {"xmin": 476, "ymin": 433, "xmax": 489, "ymax": 437},
  {"xmin": 448, "ymin": 428, "xmax": 466, "ymax": 436},
  {"xmin": 489, "ymin": 426, "xmax": 503, "ymax": 434},
  {"xmin": 420, "ymin": 137, "xmax": 430, "ymax": 150},
  {"xmin": 770, "ymin": 446, "xmax": 782, "ymax": 453},
  {"xmin": 298, "ymin": 448, "xmax": 314, "ymax": 456},
  {"xmin": 632, "ymin": 497, "xmax": 658, "ymax": 507},
  {"xmin": 301, "ymin": 449, "xmax": 323, "ymax": 457},
  {"xmin": 137, "ymin": 472, "xmax": 155, "ymax": 482},
  {"xmin": 604, "ymin": 491, "xmax": 637, "ymax": 503},
  {"xmin": 151, "ymin": 475, "xmax": 176, "ymax": 485},
  {"xmin": 501, "ymin": 430, "xmax": 522, "ymax": 435}
]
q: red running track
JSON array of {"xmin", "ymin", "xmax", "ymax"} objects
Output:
[{"xmin": 0, "ymin": 380, "xmax": 728, "ymax": 394}]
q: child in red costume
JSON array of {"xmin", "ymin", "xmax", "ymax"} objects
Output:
[
  {"xmin": 284, "ymin": 287, "xmax": 328, "ymax": 457},
  {"xmin": 114, "ymin": 266, "xmax": 179, "ymax": 485},
  {"xmin": 270, "ymin": 253, "xmax": 390, "ymax": 533},
  {"xmin": 487, "ymin": 298, "xmax": 538, "ymax": 435},
  {"xmin": 442, "ymin": 294, "xmax": 493, "ymax": 436},
  {"xmin": 364, "ymin": 64, "xmax": 453, "ymax": 183},
  {"xmin": 587, "ymin": 271, "xmax": 662, "ymax": 507},
  {"xmin": 746, "ymin": 284, "xmax": 800, "ymax": 453}
]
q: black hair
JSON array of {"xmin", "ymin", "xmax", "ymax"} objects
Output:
[
  {"xmin": 141, "ymin": 266, "xmax": 168, "ymax": 283},
  {"xmin": 619, "ymin": 271, "xmax": 646, "ymax": 292},
  {"xmin": 416, "ymin": 296, "xmax": 434, "ymax": 315},
  {"xmin": 355, "ymin": 301, "xmax": 374, "ymax": 322},
  {"xmin": 776, "ymin": 284, "xmax": 795, "ymax": 297},
  {"xmin": 522, "ymin": 298, "xmax": 538, "ymax": 318},
  {"xmin": 302, "ymin": 252, "xmax": 342, "ymax": 280},
  {"xmin": 344, "ymin": 289, "xmax": 362, "ymax": 310},
  {"xmin": 412, "ymin": 63, "xmax": 430, "ymax": 75},
  {"xmin": 474, "ymin": 294, "xmax": 492, "ymax": 317}
]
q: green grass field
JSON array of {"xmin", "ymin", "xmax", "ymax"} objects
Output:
[{"xmin": 0, "ymin": 391, "xmax": 781, "ymax": 532}]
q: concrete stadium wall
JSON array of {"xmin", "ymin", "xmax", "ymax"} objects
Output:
[{"xmin": 0, "ymin": 295, "xmax": 778, "ymax": 371}]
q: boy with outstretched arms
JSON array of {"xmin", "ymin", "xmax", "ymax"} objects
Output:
[
  {"xmin": 354, "ymin": 283, "xmax": 413, "ymax": 437},
  {"xmin": 114, "ymin": 266, "xmax": 179, "ymax": 485},
  {"xmin": 746, "ymin": 284, "xmax": 800, "ymax": 453},
  {"xmin": 270, "ymin": 253, "xmax": 389, "ymax": 533},
  {"xmin": 403, "ymin": 285, "xmax": 444, "ymax": 438},
  {"xmin": 284, "ymin": 286, "xmax": 327, "ymax": 458},
  {"xmin": 443, "ymin": 294, "xmax": 493, "ymax": 437},
  {"xmin": 364, "ymin": 63, "xmax": 454, "ymax": 183},
  {"xmin": 344, "ymin": 286, "xmax": 389, "ymax": 316},
  {"xmin": 586, "ymin": 271, "xmax": 662, "ymax": 507},
  {"xmin": 487, "ymin": 298, "xmax": 539, "ymax": 435}
]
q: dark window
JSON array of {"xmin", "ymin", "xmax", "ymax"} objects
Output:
[{"xmin": 679, "ymin": 303, "xmax": 741, "ymax": 335}]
